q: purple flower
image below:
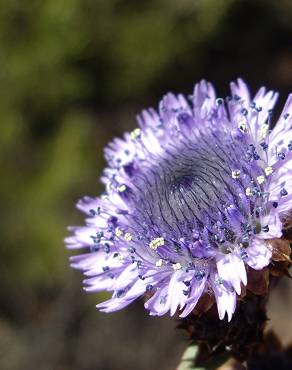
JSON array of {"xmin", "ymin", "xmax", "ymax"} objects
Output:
[{"xmin": 66, "ymin": 79, "xmax": 292, "ymax": 321}]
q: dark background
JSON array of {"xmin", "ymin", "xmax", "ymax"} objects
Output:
[{"xmin": 0, "ymin": 1, "xmax": 292, "ymax": 369}]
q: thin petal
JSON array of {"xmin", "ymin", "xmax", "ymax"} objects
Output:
[
  {"xmin": 144, "ymin": 285, "xmax": 170, "ymax": 316},
  {"xmin": 216, "ymin": 253, "xmax": 247, "ymax": 295},
  {"xmin": 179, "ymin": 275, "xmax": 207, "ymax": 318},
  {"xmin": 211, "ymin": 273, "xmax": 236, "ymax": 322},
  {"xmin": 246, "ymin": 238, "xmax": 272, "ymax": 270}
]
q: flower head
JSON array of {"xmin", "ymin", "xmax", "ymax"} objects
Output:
[{"xmin": 66, "ymin": 79, "xmax": 292, "ymax": 321}]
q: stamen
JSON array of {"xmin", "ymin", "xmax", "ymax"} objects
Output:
[
  {"xmin": 281, "ymin": 188, "xmax": 288, "ymax": 197},
  {"xmin": 155, "ymin": 259, "xmax": 163, "ymax": 267},
  {"xmin": 115, "ymin": 228, "xmax": 123, "ymax": 237},
  {"xmin": 262, "ymin": 225, "xmax": 269, "ymax": 232},
  {"xmin": 259, "ymin": 123, "xmax": 269, "ymax": 138},
  {"xmin": 103, "ymin": 243, "xmax": 110, "ymax": 253},
  {"xmin": 260, "ymin": 142, "xmax": 268, "ymax": 150},
  {"xmin": 215, "ymin": 276, "xmax": 224, "ymax": 285},
  {"xmin": 124, "ymin": 233, "xmax": 133, "ymax": 241},
  {"xmin": 117, "ymin": 184, "xmax": 127, "ymax": 193},
  {"xmin": 264, "ymin": 166, "xmax": 273, "ymax": 176},
  {"xmin": 278, "ymin": 152, "xmax": 286, "ymax": 160},
  {"xmin": 231, "ymin": 170, "xmax": 241, "ymax": 179},
  {"xmin": 238, "ymin": 121, "xmax": 247, "ymax": 132},
  {"xmin": 194, "ymin": 270, "xmax": 206, "ymax": 280},
  {"xmin": 257, "ymin": 175, "xmax": 265, "ymax": 184},
  {"xmin": 131, "ymin": 128, "xmax": 141, "ymax": 140},
  {"xmin": 146, "ymin": 284, "xmax": 153, "ymax": 292},
  {"xmin": 172, "ymin": 262, "xmax": 182, "ymax": 271},
  {"xmin": 245, "ymin": 187, "xmax": 253, "ymax": 196},
  {"xmin": 149, "ymin": 237, "xmax": 165, "ymax": 250}
]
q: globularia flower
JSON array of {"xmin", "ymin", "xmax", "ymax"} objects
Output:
[{"xmin": 66, "ymin": 79, "xmax": 292, "ymax": 321}]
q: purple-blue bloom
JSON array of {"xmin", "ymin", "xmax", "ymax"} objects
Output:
[{"xmin": 66, "ymin": 79, "xmax": 292, "ymax": 321}]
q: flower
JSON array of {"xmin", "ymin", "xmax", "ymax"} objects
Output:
[{"xmin": 66, "ymin": 79, "xmax": 292, "ymax": 321}]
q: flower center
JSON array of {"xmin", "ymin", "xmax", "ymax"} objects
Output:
[{"xmin": 129, "ymin": 131, "xmax": 250, "ymax": 248}]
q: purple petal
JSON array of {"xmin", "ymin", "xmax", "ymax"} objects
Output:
[
  {"xmin": 211, "ymin": 272, "xmax": 236, "ymax": 322},
  {"xmin": 179, "ymin": 274, "xmax": 207, "ymax": 318},
  {"xmin": 246, "ymin": 238, "xmax": 272, "ymax": 270},
  {"xmin": 144, "ymin": 285, "xmax": 170, "ymax": 316},
  {"xmin": 216, "ymin": 253, "xmax": 247, "ymax": 295}
]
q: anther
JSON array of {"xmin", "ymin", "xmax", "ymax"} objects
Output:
[
  {"xmin": 264, "ymin": 166, "xmax": 273, "ymax": 176},
  {"xmin": 278, "ymin": 152, "xmax": 286, "ymax": 160},
  {"xmin": 131, "ymin": 128, "xmax": 141, "ymax": 140},
  {"xmin": 155, "ymin": 259, "xmax": 163, "ymax": 267},
  {"xmin": 103, "ymin": 243, "xmax": 111, "ymax": 253},
  {"xmin": 115, "ymin": 228, "xmax": 123, "ymax": 237},
  {"xmin": 149, "ymin": 237, "xmax": 165, "ymax": 250},
  {"xmin": 262, "ymin": 225, "xmax": 269, "ymax": 232},
  {"xmin": 231, "ymin": 170, "xmax": 241, "ymax": 179},
  {"xmin": 245, "ymin": 187, "xmax": 253, "ymax": 196},
  {"xmin": 241, "ymin": 108, "xmax": 248, "ymax": 116},
  {"xmin": 257, "ymin": 175, "xmax": 265, "ymax": 184},
  {"xmin": 146, "ymin": 284, "xmax": 153, "ymax": 292},
  {"xmin": 172, "ymin": 262, "xmax": 182, "ymax": 271},
  {"xmin": 194, "ymin": 271, "xmax": 206, "ymax": 280},
  {"xmin": 284, "ymin": 113, "xmax": 290, "ymax": 120},
  {"xmin": 124, "ymin": 233, "xmax": 133, "ymax": 241},
  {"xmin": 117, "ymin": 184, "xmax": 127, "ymax": 193},
  {"xmin": 281, "ymin": 188, "xmax": 288, "ymax": 197}
]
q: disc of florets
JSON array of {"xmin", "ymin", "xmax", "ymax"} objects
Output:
[{"xmin": 67, "ymin": 79, "xmax": 292, "ymax": 321}]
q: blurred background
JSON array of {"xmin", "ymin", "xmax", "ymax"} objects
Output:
[{"xmin": 0, "ymin": 0, "xmax": 292, "ymax": 369}]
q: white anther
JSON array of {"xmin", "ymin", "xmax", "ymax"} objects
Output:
[
  {"xmin": 117, "ymin": 184, "xmax": 127, "ymax": 193},
  {"xmin": 124, "ymin": 233, "xmax": 133, "ymax": 241},
  {"xmin": 149, "ymin": 237, "xmax": 164, "ymax": 250},
  {"xmin": 245, "ymin": 187, "xmax": 253, "ymax": 196},
  {"xmin": 131, "ymin": 128, "xmax": 141, "ymax": 140},
  {"xmin": 264, "ymin": 166, "xmax": 273, "ymax": 176},
  {"xmin": 172, "ymin": 262, "xmax": 182, "ymax": 271},
  {"xmin": 115, "ymin": 228, "xmax": 123, "ymax": 237},
  {"xmin": 231, "ymin": 170, "xmax": 241, "ymax": 179},
  {"xmin": 155, "ymin": 259, "xmax": 163, "ymax": 267}
]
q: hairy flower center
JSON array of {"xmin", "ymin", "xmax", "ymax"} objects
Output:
[{"xmin": 129, "ymin": 132, "xmax": 248, "ymax": 245}]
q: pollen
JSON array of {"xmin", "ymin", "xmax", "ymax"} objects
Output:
[
  {"xmin": 115, "ymin": 228, "xmax": 123, "ymax": 237},
  {"xmin": 124, "ymin": 232, "xmax": 133, "ymax": 241},
  {"xmin": 149, "ymin": 237, "xmax": 165, "ymax": 250},
  {"xmin": 264, "ymin": 166, "xmax": 273, "ymax": 176},
  {"xmin": 131, "ymin": 128, "xmax": 141, "ymax": 140},
  {"xmin": 117, "ymin": 184, "xmax": 127, "ymax": 192},
  {"xmin": 172, "ymin": 262, "xmax": 182, "ymax": 271},
  {"xmin": 231, "ymin": 170, "xmax": 241, "ymax": 179},
  {"xmin": 155, "ymin": 259, "xmax": 163, "ymax": 267},
  {"xmin": 245, "ymin": 187, "xmax": 253, "ymax": 196},
  {"xmin": 257, "ymin": 175, "xmax": 265, "ymax": 184},
  {"xmin": 259, "ymin": 123, "xmax": 269, "ymax": 138}
]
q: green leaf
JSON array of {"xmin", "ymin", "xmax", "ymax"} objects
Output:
[
  {"xmin": 176, "ymin": 344, "xmax": 230, "ymax": 370},
  {"xmin": 176, "ymin": 345, "xmax": 204, "ymax": 370}
]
